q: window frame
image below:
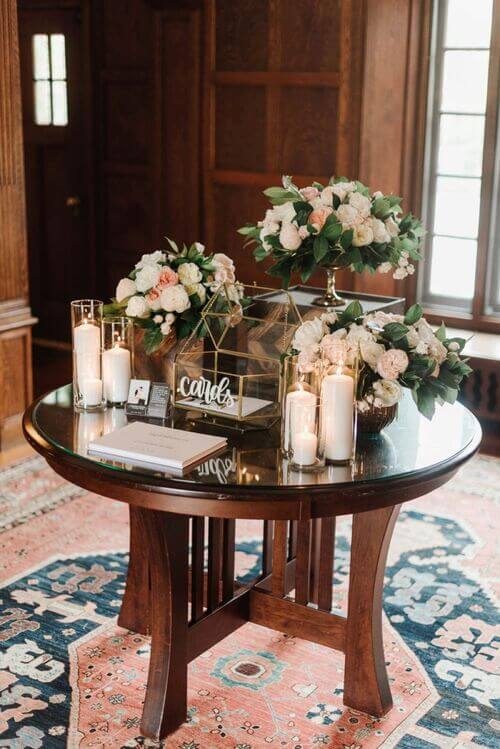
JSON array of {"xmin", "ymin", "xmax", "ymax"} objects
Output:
[{"xmin": 418, "ymin": 0, "xmax": 500, "ymax": 333}]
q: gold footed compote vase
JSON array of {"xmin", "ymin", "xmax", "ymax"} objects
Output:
[{"xmin": 312, "ymin": 266, "xmax": 346, "ymax": 307}]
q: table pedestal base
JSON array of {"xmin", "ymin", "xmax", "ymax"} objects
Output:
[{"xmin": 120, "ymin": 504, "xmax": 401, "ymax": 741}]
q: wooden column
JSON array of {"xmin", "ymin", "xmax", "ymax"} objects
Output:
[{"xmin": 0, "ymin": 0, "xmax": 36, "ymax": 445}]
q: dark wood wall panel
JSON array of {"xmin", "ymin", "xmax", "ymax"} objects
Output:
[
  {"xmin": 274, "ymin": 0, "xmax": 341, "ymax": 72},
  {"xmin": 102, "ymin": 0, "xmax": 151, "ymax": 68},
  {"xmin": 275, "ymin": 88, "xmax": 339, "ymax": 175},
  {"xmin": 215, "ymin": 86, "xmax": 267, "ymax": 172},
  {"xmin": 104, "ymin": 81, "xmax": 150, "ymax": 165},
  {"xmin": 215, "ymin": 0, "xmax": 269, "ymax": 71}
]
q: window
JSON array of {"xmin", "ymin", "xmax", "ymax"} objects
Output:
[
  {"xmin": 420, "ymin": 0, "xmax": 500, "ymax": 329},
  {"xmin": 32, "ymin": 33, "xmax": 68, "ymax": 127}
]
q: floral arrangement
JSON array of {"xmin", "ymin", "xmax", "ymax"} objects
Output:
[
  {"xmin": 290, "ymin": 302, "xmax": 472, "ymax": 420},
  {"xmin": 238, "ymin": 175, "xmax": 424, "ymax": 287},
  {"xmin": 105, "ymin": 239, "xmax": 244, "ymax": 353}
]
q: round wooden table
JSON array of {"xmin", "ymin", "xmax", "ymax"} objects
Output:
[{"xmin": 23, "ymin": 385, "xmax": 481, "ymax": 741}]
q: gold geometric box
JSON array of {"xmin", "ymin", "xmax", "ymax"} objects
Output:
[{"xmin": 173, "ymin": 283, "xmax": 303, "ymax": 429}]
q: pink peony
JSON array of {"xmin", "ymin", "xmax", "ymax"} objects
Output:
[
  {"xmin": 156, "ymin": 267, "xmax": 178, "ymax": 289},
  {"xmin": 308, "ymin": 206, "xmax": 333, "ymax": 231},
  {"xmin": 376, "ymin": 349, "xmax": 409, "ymax": 379}
]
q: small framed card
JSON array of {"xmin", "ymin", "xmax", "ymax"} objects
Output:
[{"xmin": 126, "ymin": 379, "xmax": 171, "ymax": 420}]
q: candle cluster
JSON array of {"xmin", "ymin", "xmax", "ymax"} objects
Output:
[
  {"xmin": 72, "ymin": 301, "xmax": 133, "ymax": 411},
  {"xmin": 283, "ymin": 342, "xmax": 357, "ymax": 471}
]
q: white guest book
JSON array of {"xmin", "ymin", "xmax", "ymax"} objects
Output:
[{"xmin": 88, "ymin": 421, "xmax": 227, "ymax": 470}]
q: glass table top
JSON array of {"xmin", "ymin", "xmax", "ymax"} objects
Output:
[{"xmin": 29, "ymin": 385, "xmax": 481, "ymax": 492}]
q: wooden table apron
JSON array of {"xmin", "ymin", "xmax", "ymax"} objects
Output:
[{"xmin": 22, "ymin": 404, "xmax": 481, "ymax": 741}]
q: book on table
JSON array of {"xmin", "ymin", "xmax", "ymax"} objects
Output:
[{"xmin": 88, "ymin": 420, "xmax": 227, "ymax": 471}]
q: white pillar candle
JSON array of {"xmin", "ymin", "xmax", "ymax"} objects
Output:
[
  {"xmin": 81, "ymin": 377, "xmax": 103, "ymax": 407},
  {"xmin": 77, "ymin": 412, "xmax": 104, "ymax": 452},
  {"xmin": 102, "ymin": 345, "xmax": 131, "ymax": 403},
  {"xmin": 74, "ymin": 319, "xmax": 101, "ymax": 388},
  {"xmin": 321, "ymin": 372, "xmax": 354, "ymax": 462},
  {"xmin": 283, "ymin": 388, "xmax": 316, "ymax": 451},
  {"xmin": 292, "ymin": 431, "xmax": 317, "ymax": 465}
]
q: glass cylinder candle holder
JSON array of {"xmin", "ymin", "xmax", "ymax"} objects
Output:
[
  {"xmin": 71, "ymin": 300, "xmax": 105, "ymax": 411},
  {"xmin": 319, "ymin": 339, "xmax": 358, "ymax": 464},
  {"xmin": 287, "ymin": 397, "xmax": 325, "ymax": 472},
  {"xmin": 102, "ymin": 316, "xmax": 134, "ymax": 406},
  {"xmin": 281, "ymin": 354, "xmax": 323, "ymax": 457}
]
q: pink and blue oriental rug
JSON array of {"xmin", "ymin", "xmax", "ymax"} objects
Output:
[{"xmin": 0, "ymin": 453, "xmax": 498, "ymax": 748}]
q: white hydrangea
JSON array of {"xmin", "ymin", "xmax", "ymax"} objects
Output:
[
  {"xmin": 378, "ymin": 262, "xmax": 393, "ymax": 274},
  {"xmin": 160, "ymin": 322, "xmax": 172, "ymax": 336}
]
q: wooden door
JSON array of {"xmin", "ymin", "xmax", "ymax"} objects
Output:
[{"xmin": 18, "ymin": 4, "xmax": 92, "ymax": 342}]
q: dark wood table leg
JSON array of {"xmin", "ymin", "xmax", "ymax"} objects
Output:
[
  {"xmin": 118, "ymin": 505, "xmax": 150, "ymax": 634},
  {"xmin": 344, "ymin": 504, "xmax": 401, "ymax": 716},
  {"xmin": 140, "ymin": 509, "xmax": 189, "ymax": 740}
]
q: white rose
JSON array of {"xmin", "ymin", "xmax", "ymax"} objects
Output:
[
  {"xmin": 165, "ymin": 313, "xmax": 175, "ymax": 324},
  {"xmin": 332, "ymin": 181, "xmax": 356, "ymax": 201},
  {"xmin": 116, "ymin": 277, "xmax": 137, "ymax": 302},
  {"xmin": 406, "ymin": 327, "xmax": 420, "ymax": 348},
  {"xmin": 273, "ymin": 202, "xmax": 296, "ymax": 223},
  {"xmin": 360, "ymin": 339, "xmax": 386, "ymax": 370},
  {"xmin": 261, "ymin": 220, "xmax": 280, "ymax": 235},
  {"xmin": 160, "ymin": 322, "xmax": 171, "ymax": 336},
  {"xmin": 178, "ymin": 262, "xmax": 202, "ymax": 286},
  {"xmin": 160, "ymin": 284, "xmax": 191, "ymax": 313},
  {"xmin": 125, "ymin": 295, "xmax": 149, "ymax": 319},
  {"xmin": 292, "ymin": 317, "xmax": 325, "ymax": 352},
  {"xmin": 184, "ymin": 282, "xmax": 206, "ymax": 303},
  {"xmin": 279, "ymin": 222, "xmax": 302, "ymax": 251},
  {"xmin": 428, "ymin": 339, "xmax": 448, "ymax": 364},
  {"xmin": 298, "ymin": 225, "xmax": 310, "ymax": 240},
  {"xmin": 365, "ymin": 311, "xmax": 404, "ymax": 329},
  {"xmin": 415, "ymin": 319, "xmax": 436, "ymax": 343},
  {"xmin": 135, "ymin": 264, "xmax": 161, "ymax": 293},
  {"xmin": 319, "ymin": 185, "xmax": 335, "ymax": 206},
  {"xmin": 352, "ymin": 223, "xmax": 374, "ymax": 246},
  {"xmin": 372, "ymin": 378, "xmax": 403, "ymax": 407},
  {"xmin": 336, "ymin": 204, "xmax": 362, "ymax": 229},
  {"xmin": 153, "ymin": 314, "xmax": 164, "ymax": 324},
  {"xmin": 385, "ymin": 217, "xmax": 400, "ymax": 237},
  {"xmin": 194, "ymin": 242, "xmax": 205, "ymax": 254},
  {"xmin": 349, "ymin": 191, "xmax": 372, "ymax": 217},
  {"xmin": 370, "ymin": 217, "xmax": 390, "ymax": 244},
  {"xmin": 346, "ymin": 324, "xmax": 373, "ymax": 345},
  {"xmin": 135, "ymin": 250, "xmax": 166, "ymax": 269}
]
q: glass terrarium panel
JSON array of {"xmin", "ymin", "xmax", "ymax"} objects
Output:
[{"xmin": 202, "ymin": 283, "xmax": 302, "ymax": 360}]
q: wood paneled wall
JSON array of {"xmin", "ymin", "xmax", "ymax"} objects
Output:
[
  {"xmin": 0, "ymin": 0, "xmax": 35, "ymax": 445},
  {"xmin": 203, "ymin": 0, "xmax": 430, "ymax": 299}
]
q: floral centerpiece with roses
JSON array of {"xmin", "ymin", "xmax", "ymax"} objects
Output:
[
  {"xmin": 105, "ymin": 239, "xmax": 244, "ymax": 353},
  {"xmin": 238, "ymin": 175, "xmax": 424, "ymax": 288},
  {"xmin": 290, "ymin": 301, "xmax": 472, "ymax": 421}
]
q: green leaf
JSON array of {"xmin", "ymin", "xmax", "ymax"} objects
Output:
[
  {"xmin": 322, "ymin": 214, "xmax": 342, "ymax": 241},
  {"xmin": 404, "ymin": 304, "xmax": 423, "ymax": 326},
  {"xmin": 416, "ymin": 384, "xmax": 436, "ymax": 420},
  {"xmin": 434, "ymin": 322, "xmax": 447, "ymax": 342},
  {"xmin": 383, "ymin": 322, "xmax": 409, "ymax": 341},
  {"xmin": 300, "ymin": 254, "xmax": 315, "ymax": 283},
  {"xmin": 165, "ymin": 237, "xmax": 179, "ymax": 253},
  {"xmin": 372, "ymin": 197, "xmax": 391, "ymax": 218},
  {"xmin": 313, "ymin": 235, "xmax": 329, "ymax": 262},
  {"xmin": 143, "ymin": 326, "xmax": 164, "ymax": 354},
  {"xmin": 263, "ymin": 187, "xmax": 297, "ymax": 205},
  {"xmin": 340, "ymin": 228, "xmax": 354, "ymax": 250},
  {"xmin": 238, "ymin": 224, "xmax": 259, "ymax": 236},
  {"xmin": 253, "ymin": 245, "xmax": 269, "ymax": 262}
]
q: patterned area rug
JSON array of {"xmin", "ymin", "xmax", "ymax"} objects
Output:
[{"xmin": 0, "ymin": 454, "xmax": 498, "ymax": 748}]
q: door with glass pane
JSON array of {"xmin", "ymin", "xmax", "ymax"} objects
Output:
[{"xmin": 18, "ymin": 6, "xmax": 91, "ymax": 342}]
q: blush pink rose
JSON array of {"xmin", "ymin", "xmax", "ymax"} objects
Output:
[
  {"xmin": 146, "ymin": 287, "xmax": 162, "ymax": 311},
  {"xmin": 157, "ymin": 267, "xmax": 178, "ymax": 289},
  {"xmin": 376, "ymin": 349, "xmax": 409, "ymax": 379},
  {"xmin": 308, "ymin": 206, "xmax": 333, "ymax": 231},
  {"xmin": 300, "ymin": 186, "xmax": 319, "ymax": 201}
]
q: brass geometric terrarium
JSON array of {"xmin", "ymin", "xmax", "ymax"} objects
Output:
[{"xmin": 173, "ymin": 283, "xmax": 303, "ymax": 429}]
